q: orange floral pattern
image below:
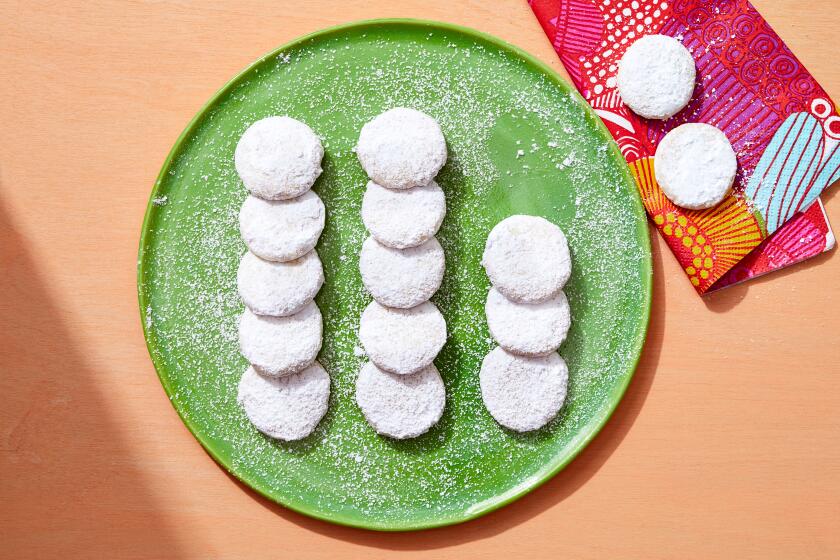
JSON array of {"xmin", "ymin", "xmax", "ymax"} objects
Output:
[
  {"xmin": 530, "ymin": 0, "xmax": 837, "ymax": 294},
  {"xmin": 630, "ymin": 158, "xmax": 763, "ymax": 293}
]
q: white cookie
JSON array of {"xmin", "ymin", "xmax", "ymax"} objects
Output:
[
  {"xmin": 361, "ymin": 180, "xmax": 446, "ymax": 248},
  {"xmin": 485, "ymin": 287, "xmax": 571, "ymax": 357},
  {"xmin": 239, "ymin": 191, "xmax": 325, "ymax": 262},
  {"xmin": 359, "ymin": 236, "xmax": 445, "ymax": 309},
  {"xmin": 358, "ymin": 300, "xmax": 447, "ymax": 375},
  {"xmin": 655, "ymin": 123, "xmax": 737, "ymax": 210},
  {"xmin": 356, "ymin": 108, "xmax": 447, "ymax": 190},
  {"xmin": 355, "ymin": 361, "xmax": 445, "ymax": 440},
  {"xmin": 237, "ymin": 363, "xmax": 330, "ymax": 441},
  {"xmin": 238, "ymin": 302, "xmax": 322, "ymax": 377},
  {"xmin": 237, "ymin": 250, "xmax": 323, "ymax": 317},
  {"xmin": 617, "ymin": 34, "xmax": 696, "ymax": 120},
  {"xmin": 234, "ymin": 116, "xmax": 323, "ymax": 200},
  {"xmin": 479, "ymin": 347, "xmax": 568, "ymax": 432},
  {"xmin": 481, "ymin": 215, "xmax": 571, "ymax": 304}
]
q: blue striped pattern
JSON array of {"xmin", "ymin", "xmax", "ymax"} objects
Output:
[{"xmin": 745, "ymin": 112, "xmax": 840, "ymax": 234}]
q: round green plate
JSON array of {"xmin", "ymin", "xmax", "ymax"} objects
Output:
[{"xmin": 138, "ymin": 19, "xmax": 652, "ymax": 531}]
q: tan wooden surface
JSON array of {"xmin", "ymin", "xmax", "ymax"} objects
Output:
[{"xmin": 1, "ymin": 1, "xmax": 839, "ymax": 558}]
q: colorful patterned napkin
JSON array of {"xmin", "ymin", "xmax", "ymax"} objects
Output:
[{"xmin": 529, "ymin": 0, "xmax": 838, "ymax": 294}]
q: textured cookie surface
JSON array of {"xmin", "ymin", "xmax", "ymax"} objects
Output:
[
  {"xmin": 617, "ymin": 34, "xmax": 696, "ymax": 120},
  {"xmin": 356, "ymin": 108, "xmax": 447, "ymax": 190},
  {"xmin": 485, "ymin": 287, "xmax": 571, "ymax": 357},
  {"xmin": 238, "ymin": 302, "xmax": 322, "ymax": 377},
  {"xmin": 358, "ymin": 300, "xmax": 447, "ymax": 375},
  {"xmin": 481, "ymin": 215, "xmax": 571, "ymax": 304},
  {"xmin": 237, "ymin": 363, "xmax": 330, "ymax": 441},
  {"xmin": 234, "ymin": 116, "xmax": 323, "ymax": 200},
  {"xmin": 237, "ymin": 250, "xmax": 323, "ymax": 317},
  {"xmin": 479, "ymin": 347, "xmax": 568, "ymax": 432},
  {"xmin": 654, "ymin": 123, "xmax": 737, "ymax": 210},
  {"xmin": 239, "ymin": 191, "xmax": 325, "ymax": 262},
  {"xmin": 359, "ymin": 236, "xmax": 445, "ymax": 309},
  {"xmin": 355, "ymin": 361, "xmax": 445, "ymax": 440},
  {"xmin": 361, "ymin": 180, "xmax": 446, "ymax": 248}
]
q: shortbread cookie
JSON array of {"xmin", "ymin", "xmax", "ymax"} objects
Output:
[
  {"xmin": 239, "ymin": 191, "xmax": 325, "ymax": 262},
  {"xmin": 361, "ymin": 180, "xmax": 446, "ymax": 248},
  {"xmin": 654, "ymin": 123, "xmax": 737, "ymax": 210},
  {"xmin": 237, "ymin": 250, "xmax": 323, "ymax": 317},
  {"xmin": 355, "ymin": 361, "xmax": 445, "ymax": 440},
  {"xmin": 479, "ymin": 347, "xmax": 568, "ymax": 432},
  {"xmin": 481, "ymin": 215, "xmax": 571, "ymax": 304},
  {"xmin": 238, "ymin": 302, "xmax": 322, "ymax": 377},
  {"xmin": 358, "ymin": 300, "xmax": 447, "ymax": 375},
  {"xmin": 485, "ymin": 287, "xmax": 571, "ymax": 357},
  {"xmin": 356, "ymin": 108, "xmax": 447, "ymax": 190},
  {"xmin": 235, "ymin": 116, "xmax": 323, "ymax": 200},
  {"xmin": 237, "ymin": 363, "xmax": 330, "ymax": 441},
  {"xmin": 359, "ymin": 236, "xmax": 445, "ymax": 309},
  {"xmin": 617, "ymin": 35, "xmax": 696, "ymax": 120}
]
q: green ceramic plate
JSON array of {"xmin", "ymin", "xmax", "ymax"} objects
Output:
[{"xmin": 138, "ymin": 19, "xmax": 651, "ymax": 531}]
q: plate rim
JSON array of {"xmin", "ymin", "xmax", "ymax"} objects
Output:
[{"xmin": 137, "ymin": 17, "xmax": 653, "ymax": 531}]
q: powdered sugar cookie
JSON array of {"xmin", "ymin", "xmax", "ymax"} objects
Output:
[
  {"xmin": 617, "ymin": 35, "xmax": 696, "ymax": 120},
  {"xmin": 358, "ymin": 300, "xmax": 447, "ymax": 375},
  {"xmin": 239, "ymin": 191, "xmax": 325, "ymax": 262},
  {"xmin": 361, "ymin": 180, "xmax": 446, "ymax": 248},
  {"xmin": 359, "ymin": 236, "xmax": 445, "ymax": 309},
  {"xmin": 479, "ymin": 347, "xmax": 568, "ymax": 432},
  {"xmin": 234, "ymin": 116, "xmax": 323, "ymax": 200},
  {"xmin": 481, "ymin": 215, "xmax": 571, "ymax": 304},
  {"xmin": 237, "ymin": 363, "xmax": 330, "ymax": 441},
  {"xmin": 654, "ymin": 123, "xmax": 737, "ymax": 209},
  {"xmin": 356, "ymin": 108, "xmax": 447, "ymax": 190},
  {"xmin": 485, "ymin": 287, "xmax": 571, "ymax": 357},
  {"xmin": 355, "ymin": 361, "xmax": 445, "ymax": 440},
  {"xmin": 237, "ymin": 250, "xmax": 323, "ymax": 317},
  {"xmin": 239, "ymin": 302, "xmax": 322, "ymax": 377}
]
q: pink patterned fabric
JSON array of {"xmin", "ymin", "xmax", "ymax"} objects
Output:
[{"xmin": 528, "ymin": 0, "xmax": 836, "ymax": 294}]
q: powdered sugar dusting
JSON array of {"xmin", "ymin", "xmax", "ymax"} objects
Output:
[
  {"xmin": 361, "ymin": 180, "xmax": 446, "ymax": 249},
  {"xmin": 359, "ymin": 236, "xmax": 445, "ymax": 309},
  {"xmin": 485, "ymin": 286, "xmax": 571, "ymax": 357},
  {"xmin": 359, "ymin": 301, "xmax": 447, "ymax": 375},
  {"xmin": 138, "ymin": 24, "xmax": 649, "ymax": 527},
  {"xmin": 356, "ymin": 362, "xmax": 446, "ymax": 440},
  {"xmin": 237, "ymin": 363, "xmax": 330, "ymax": 441}
]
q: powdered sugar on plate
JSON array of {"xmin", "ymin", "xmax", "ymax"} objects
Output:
[{"xmin": 138, "ymin": 25, "xmax": 650, "ymax": 526}]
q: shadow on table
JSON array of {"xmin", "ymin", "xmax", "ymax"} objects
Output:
[
  {"xmin": 232, "ymin": 225, "xmax": 667, "ymax": 550},
  {"xmin": 0, "ymin": 192, "xmax": 183, "ymax": 558}
]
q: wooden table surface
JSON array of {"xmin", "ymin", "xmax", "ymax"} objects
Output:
[{"xmin": 2, "ymin": 1, "xmax": 839, "ymax": 558}]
